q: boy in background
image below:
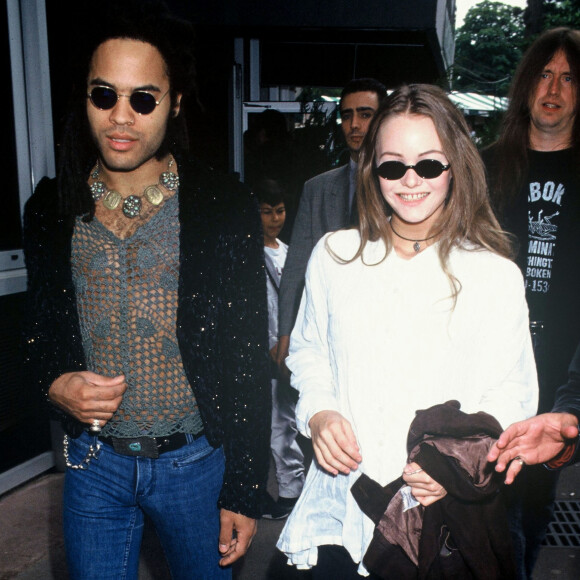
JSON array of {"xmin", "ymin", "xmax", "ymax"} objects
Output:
[{"xmin": 257, "ymin": 178, "xmax": 306, "ymax": 519}]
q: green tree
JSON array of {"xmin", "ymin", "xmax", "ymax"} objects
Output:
[
  {"xmin": 519, "ymin": 1, "xmax": 580, "ymax": 65},
  {"xmin": 454, "ymin": 1, "xmax": 580, "ymax": 147},
  {"xmin": 541, "ymin": 0, "xmax": 580, "ymax": 29},
  {"xmin": 453, "ymin": 1, "xmax": 525, "ymax": 96}
]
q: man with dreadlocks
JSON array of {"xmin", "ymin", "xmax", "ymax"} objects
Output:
[{"xmin": 22, "ymin": 2, "xmax": 270, "ymax": 578}]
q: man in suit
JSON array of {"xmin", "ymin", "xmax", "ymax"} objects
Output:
[{"xmin": 275, "ymin": 78, "xmax": 387, "ymax": 374}]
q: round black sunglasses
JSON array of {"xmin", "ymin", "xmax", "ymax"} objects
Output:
[
  {"xmin": 375, "ymin": 159, "xmax": 451, "ymax": 180},
  {"xmin": 87, "ymin": 86, "xmax": 170, "ymax": 115}
]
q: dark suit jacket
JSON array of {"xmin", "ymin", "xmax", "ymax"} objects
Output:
[{"xmin": 278, "ymin": 163, "xmax": 352, "ymax": 336}]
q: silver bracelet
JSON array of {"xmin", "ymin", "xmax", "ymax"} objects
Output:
[{"xmin": 63, "ymin": 434, "xmax": 101, "ymax": 470}]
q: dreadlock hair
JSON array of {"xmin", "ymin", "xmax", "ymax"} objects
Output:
[
  {"xmin": 57, "ymin": 0, "xmax": 197, "ymax": 221},
  {"xmin": 329, "ymin": 84, "xmax": 513, "ymax": 306},
  {"xmin": 487, "ymin": 27, "xmax": 580, "ymax": 216}
]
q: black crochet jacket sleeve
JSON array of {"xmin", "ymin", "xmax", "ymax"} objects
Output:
[
  {"xmin": 22, "ymin": 177, "xmax": 87, "ymax": 435},
  {"xmin": 176, "ymin": 158, "xmax": 271, "ymax": 517}
]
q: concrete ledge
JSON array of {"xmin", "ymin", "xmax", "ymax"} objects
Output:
[{"xmin": 0, "ymin": 452, "xmax": 54, "ymax": 497}]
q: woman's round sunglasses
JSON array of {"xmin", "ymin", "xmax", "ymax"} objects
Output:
[
  {"xmin": 375, "ymin": 159, "xmax": 451, "ymax": 180},
  {"xmin": 87, "ymin": 86, "xmax": 170, "ymax": 115}
]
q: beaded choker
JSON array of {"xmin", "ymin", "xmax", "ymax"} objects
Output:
[{"xmin": 90, "ymin": 156, "xmax": 179, "ymax": 219}]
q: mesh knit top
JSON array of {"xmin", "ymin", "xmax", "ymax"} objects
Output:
[{"xmin": 71, "ymin": 194, "xmax": 203, "ymax": 438}]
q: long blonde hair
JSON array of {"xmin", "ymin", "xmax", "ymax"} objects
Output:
[{"xmin": 331, "ymin": 84, "xmax": 513, "ymax": 302}]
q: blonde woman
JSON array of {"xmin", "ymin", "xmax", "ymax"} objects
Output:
[{"xmin": 277, "ymin": 84, "xmax": 538, "ymax": 578}]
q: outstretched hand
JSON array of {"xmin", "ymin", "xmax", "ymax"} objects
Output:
[
  {"xmin": 487, "ymin": 412, "xmax": 579, "ymax": 484},
  {"xmin": 309, "ymin": 410, "xmax": 362, "ymax": 475}
]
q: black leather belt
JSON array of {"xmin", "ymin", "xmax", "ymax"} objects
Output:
[{"xmin": 98, "ymin": 431, "xmax": 203, "ymax": 458}]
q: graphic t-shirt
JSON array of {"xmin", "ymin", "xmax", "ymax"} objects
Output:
[
  {"xmin": 499, "ymin": 147, "xmax": 580, "ymax": 410},
  {"xmin": 511, "ymin": 150, "xmax": 576, "ymax": 321}
]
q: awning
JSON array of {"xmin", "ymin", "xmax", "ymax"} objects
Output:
[{"xmin": 448, "ymin": 91, "xmax": 508, "ymax": 116}]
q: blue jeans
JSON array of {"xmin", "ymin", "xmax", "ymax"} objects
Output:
[{"xmin": 63, "ymin": 431, "xmax": 231, "ymax": 580}]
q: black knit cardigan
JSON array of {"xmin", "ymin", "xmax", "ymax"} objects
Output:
[{"xmin": 22, "ymin": 156, "xmax": 272, "ymax": 518}]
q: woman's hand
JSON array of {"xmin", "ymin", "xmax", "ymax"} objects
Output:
[
  {"xmin": 402, "ymin": 462, "xmax": 447, "ymax": 506},
  {"xmin": 309, "ymin": 410, "xmax": 362, "ymax": 475}
]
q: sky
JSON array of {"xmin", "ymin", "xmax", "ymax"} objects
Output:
[{"xmin": 456, "ymin": 0, "xmax": 527, "ymax": 27}]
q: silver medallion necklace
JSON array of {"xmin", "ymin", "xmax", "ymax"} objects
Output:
[{"xmin": 90, "ymin": 156, "xmax": 179, "ymax": 219}]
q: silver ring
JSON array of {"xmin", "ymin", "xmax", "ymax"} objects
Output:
[
  {"xmin": 405, "ymin": 467, "xmax": 424, "ymax": 476},
  {"xmin": 514, "ymin": 456, "xmax": 525, "ymax": 467},
  {"xmin": 89, "ymin": 419, "xmax": 101, "ymax": 433}
]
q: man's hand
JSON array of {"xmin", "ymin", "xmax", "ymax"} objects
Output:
[
  {"xmin": 309, "ymin": 410, "xmax": 362, "ymax": 475},
  {"xmin": 402, "ymin": 462, "xmax": 447, "ymax": 507},
  {"xmin": 269, "ymin": 343, "xmax": 278, "ymax": 364},
  {"xmin": 487, "ymin": 413, "xmax": 579, "ymax": 484},
  {"xmin": 275, "ymin": 335, "xmax": 291, "ymax": 378},
  {"xmin": 218, "ymin": 509, "xmax": 257, "ymax": 566},
  {"xmin": 48, "ymin": 371, "xmax": 127, "ymax": 427}
]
